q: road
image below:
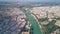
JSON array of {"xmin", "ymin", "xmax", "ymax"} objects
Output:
[{"xmin": 20, "ymin": 8, "xmax": 42, "ymax": 34}]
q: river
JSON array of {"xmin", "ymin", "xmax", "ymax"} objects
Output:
[{"xmin": 20, "ymin": 8, "xmax": 42, "ymax": 34}]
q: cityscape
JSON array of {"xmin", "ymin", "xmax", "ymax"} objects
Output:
[{"xmin": 0, "ymin": 0, "xmax": 60, "ymax": 34}]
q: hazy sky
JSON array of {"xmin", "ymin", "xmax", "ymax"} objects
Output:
[{"xmin": 0, "ymin": 0, "xmax": 60, "ymax": 2}]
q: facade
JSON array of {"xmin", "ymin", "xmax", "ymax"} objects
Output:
[{"xmin": 22, "ymin": 32, "xmax": 29, "ymax": 34}]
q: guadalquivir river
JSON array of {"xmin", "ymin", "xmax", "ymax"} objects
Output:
[{"xmin": 20, "ymin": 8, "xmax": 42, "ymax": 34}]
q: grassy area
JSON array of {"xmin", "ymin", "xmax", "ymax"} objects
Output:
[
  {"xmin": 44, "ymin": 20, "xmax": 57, "ymax": 34},
  {"xmin": 38, "ymin": 17, "xmax": 48, "ymax": 22},
  {"xmin": 38, "ymin": 17, "xmax": 60, "ymax": 34},
  {"xmin": 54, "ymin": 17, "xmax": 60, "ymax": 20}
]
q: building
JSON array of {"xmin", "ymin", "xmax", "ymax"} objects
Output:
[
  {"xmin": 51, "ymin": 29, "xmax": 60, "ymax": 34},
  {"xmin": 55, "ymin": 20, "xmax": 60, "ymax": 27},
  {"xmin": 22, "ymin": 32, "xmax": 29, "ymax": 34},
  {"xmin": 0, "ymin": 4, "xmax": 27, "ymax": 34}
]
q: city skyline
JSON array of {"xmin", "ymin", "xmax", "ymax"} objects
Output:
[{"xmin": 0, "ymin": 0, "xmax": 60, "ymax": 3}]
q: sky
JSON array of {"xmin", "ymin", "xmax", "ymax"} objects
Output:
[{"xmin": 0, "ymin": 0, "xmax": 60, "ymax": 3}]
